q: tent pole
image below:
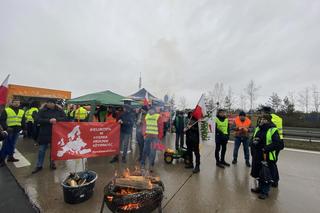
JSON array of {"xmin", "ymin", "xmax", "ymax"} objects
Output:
[{"xmin": 89, "ymin": 102, "xmax": 96, "ymax": 122}]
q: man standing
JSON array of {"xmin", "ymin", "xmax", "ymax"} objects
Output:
[
  {"xmin": 74, "ymin": 105, "xmax": 88, "ymax": 122},
  {"xmin": 215, "ymin": 109, "xmax": 230, "ymax": 168},
  {"xmin": 25, "ymin": 102, "xmax": 39, "ymax": 139},
  {"xmin": 141, "ymin": 106, "xmax": 163, "ymax": 172},
  {"xmin": 32, "ymin": 100, "xmax": 66, "ymax": 174},
  {"xmin": 0, "ymin": 98, "xmax": 25, "ymax": 166},
  {"xmin": 110, "ymin": 105, "xmax": 134, "ymax": 163},
  {"xmin": 259, "ymin": 106, "xmax": 284, "ymax": 187},
  {"xmin": 232, "ymin": 111, "xmax": 252, "ymax": 167},
  {"xmin": 250, "ymin": 114, "xmax": 283, "ymax": 199},
  {"xmin": 174, "ymin": 111, "xmax": 185, "ymax": 150}
]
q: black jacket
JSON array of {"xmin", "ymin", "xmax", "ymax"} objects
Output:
[
  {"xmin": 37, "ymin": 106, "xmax": 66, "ymax": 145},
  {"xmin": 250, "ymin": 123, "xmax": 283, "ymax": 178},
  {"xmin": 119, "ymin": 111, "xmax": 134, "ymax": 134},
  {"xmin": 186, "ymin": 119, "xmax": 200, "ymax": 145},
  {"xmin": 0, "ymin": 106, "xmax": 26, "ymax": 133},
  {"xmin": 215, "ymin": 116, "xmax": 230, "ymax": 142}
]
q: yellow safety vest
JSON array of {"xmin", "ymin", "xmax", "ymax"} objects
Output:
[
  {"xmin": 271, "ymin": 114, "xmax": 283, "ymax": 140},
  {"xmin": 253, "ymin": 127, "xmax": 278, "ymax": 161},
  {"xmin": 215, "ymin": 118, "xmax": 228, "ymax": 135},
  {"xmin": 25, "ymin": 107, "xmax": 39, "ymax": 123},
  {"xmin": 5, "ymin": 107, "xmax": 25, "ymax": 127},
  {"xmin": 75, "ymin": 107, "xmax": 88, "ymax": 120},
  {"xmin": 145, "ymin": 113, "xmax": 160, "ymax": 135}
]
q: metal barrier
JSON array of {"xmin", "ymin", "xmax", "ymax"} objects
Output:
[{"xmin": 283, "ymin": 127, "xmax": 320, "ymax": 142}]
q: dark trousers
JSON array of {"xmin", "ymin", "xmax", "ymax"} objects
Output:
[
  {"xmin": 27, "ymin": 122, "xmax": 34, "ymax": 138},
  {"xmin": 186, "ymin": 140, "xmax": 200, "ymax": 166},
  {"xmin": 175, "ymin": 132, "xmax": 184, "ymax": 149},
  {"xmin": 259, "ymin": 180, "xmax": 271, "ymax": 195},
  {"xmin": 136, "ymin": 130, "xmax": 144, "ymax": 160},
  {"xmin": 0, "ymin": 131, "xmax": 19, "ymax": 160},
  {"xmin": 215, "ymin": 138, "xmax": 227, "ymax": 162},
  {"xmin": 233, "ymin": 136, "xmax": 250, "ymax": 161}
]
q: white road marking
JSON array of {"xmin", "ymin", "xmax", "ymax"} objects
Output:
[
  {"xmin": 0, "ymin": 142, "xmax": 31, "ymax": 168},
  {"xmin": 13, "ymin": 148, "xmax": 31, "ymax": 168}
]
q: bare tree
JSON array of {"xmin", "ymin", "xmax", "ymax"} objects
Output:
[
  {"xmin": 267, "ymin": 92, "xmax": 282, "ymax": 112},
  {"xmin": 168, "ymin": 94, "xmax": 176, "ymax": 110},
  {"xmin": 239, "ymin": 93, "xmax": 247, "ymax": 111},
  {"xmin": 207, "ymin": 82, "xmax": 225, "ymax": 107},
  {"xmin": 311, "ymin": 85, "xmax": 320, "ymax": 113},
  {"xmin": 245, "ymin": 80, "xmax": 260, "ymax": 111},
  {"xmin": 178, "ymin": 96, "xmax": 187, "ymax": 110},
  {"xmin": 298, "ymin": 88, "xmax": 310, "ymax": 113}
]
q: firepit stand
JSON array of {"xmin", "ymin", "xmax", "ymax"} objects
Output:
[{"xmin": 100, "ymin": 172, "xmax": 164, "ymax": 213}]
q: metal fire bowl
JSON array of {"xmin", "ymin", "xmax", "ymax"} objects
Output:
[{"xmin": 104, "ymin": 179, "xmax": 164, "ymax": 213}]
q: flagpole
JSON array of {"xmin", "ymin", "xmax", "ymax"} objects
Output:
[{"xmin": 186, "ymin": 94, "xmax": 204, "ymax": 127}]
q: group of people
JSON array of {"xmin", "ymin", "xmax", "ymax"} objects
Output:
[
  {"xmin": 214, "ymin": 107, "xmax": 284, "ymax": 199},
  {"xmin": 0, "ymin": 97, "xmax": 284, "ymax": 200}
]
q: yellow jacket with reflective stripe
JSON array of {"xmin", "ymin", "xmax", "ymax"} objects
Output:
[
  {"xmin": 5, "ymin": 107, "xmax": 25, "ymax": 127},
  {"xmin": 25, "ymin": 107, "xmax": 39, "ymax": 123},
  {"xmin": 215, "ymin": 117, "xmax": 229, "ymax": 135},
  {"xmin": 75, "ymin": 107, "xmax": 88, "ymax": 120},
  {"xmin": 145, "ymin": 113, "xmax": 160, "ymax": 135},
  {"xmin": 253, "ymin": 127, "xmax": 278, "ymax": 161},
  {"xmin": 271, "ymin": 114, "xmax": 283, "ymax": 139}
]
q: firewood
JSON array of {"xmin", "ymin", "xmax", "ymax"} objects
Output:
[{"xmin": 115, "ymin": 177, "xmax": 152, "ymax": 190}]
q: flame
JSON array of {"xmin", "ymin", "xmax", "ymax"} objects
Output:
[
  {"xmin": 123, "ymin": 168, "xmax": 130, "ymax": 178},
  {"xmin": 106, "ymin": 196, "xmax": 113, "ymax": 202},
  {"xmin": 120, "ymin": 203, "xmax": 141, "ymax": 211}
]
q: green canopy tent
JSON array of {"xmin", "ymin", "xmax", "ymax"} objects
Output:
[{"xmin": 67, "ymin": 90, "xmax": 140, "ymax": 121}]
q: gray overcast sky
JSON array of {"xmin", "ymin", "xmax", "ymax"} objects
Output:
[{"xmin": 1, "ymin": 0, "xmax": 319, "ymax": 109}]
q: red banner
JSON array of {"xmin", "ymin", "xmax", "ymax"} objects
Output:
[{"xmin": 51, "ymin": 122, "xmax": 120, "ymax": 160}]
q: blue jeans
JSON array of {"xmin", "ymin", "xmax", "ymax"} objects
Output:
[
  {"xmin": 233, "ymin": 136, "xmax": 250, "ymax": 161},
  {"xmin": 0, "ymin": 131, "xmax": 20, "ymax": 159},
  {"xmin": 120, "ymin": 133, "xmax": 131, "ymax": 159},
  {"xmin": 36, "ymin": 144, "xmax": 50, "ymax": 168},
  {"xmin": 140, "ymin": 137, "xmax": 157, "ymax": 167}
]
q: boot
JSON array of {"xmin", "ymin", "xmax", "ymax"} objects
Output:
[
  {"xmin": 220, "ymin": 161, "xmax": 230, "ymax": 167},
  {"xmin": 185, "ymin": 164, "xmax": 193, "ymax": 169},
  {"xmin": 232, "ymin": 159, "xmax": 237, "ymax": 164},
  {"xmin": 193, "ymin": 165, "xmax": 200, "ymax": 173},
  {"xmin": 0, "ymin": 158, "xmax": 6, "ymax": 167},
  {"xmin": 50, "ymin": 162, "xmax": 56, "ymax": 170},
  {"xmin": 7, "ymin": 156, "xmax": 19, "ymax": 162},
  {"xmin": 246, "ymin": 161, "xmax": 251, "ymax": 167},
  {"xmin": 110, "ymin": 156, "xmax": 119, "ymax": 163},
  {"xmin": 121, "ymin": 157, "xmax": 127, "ymax": 163},
  {"xmin": 216, "ymin": 162, "xmax": 225, "ymax": 169},
  {"xmin": 258, "ymin": 193, "xmax": 268, "ymax": 200},
  {"xmin": 32, "ymin": 167, "xmax": 43, "ymax": 174}
]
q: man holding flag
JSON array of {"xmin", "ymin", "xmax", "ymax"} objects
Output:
[{"xmin": 184, "ymin": 94, "xmax": 207, "ymax": 173}]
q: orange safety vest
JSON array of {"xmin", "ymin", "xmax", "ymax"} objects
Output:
[
  {"xmin": 234, "ymin": 116, "xmax": 251, "ymax": 137},
  {"xmin": 105, "ymin": 114, "xmax": 116, "ymax": 124}
]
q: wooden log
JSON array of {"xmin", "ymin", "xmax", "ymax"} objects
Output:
[{"xmin": 115, "ymin": 176, "xmax": 152, "ymax": 190}]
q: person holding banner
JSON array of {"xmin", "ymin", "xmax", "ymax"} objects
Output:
[
  {"xmin": 215, "ymin": 109, "xmax": 230, "ymax": 169},
  {"xmin": 141, "ymin": 106, "xmax": 163, "ymax": 172},
  {"xmin": 110, "ymin": 105, "xmax": 134, "ymax": 164},
  {"xmin": 32, "ymin": 100, "xmax": 66, "ymax": 174}
]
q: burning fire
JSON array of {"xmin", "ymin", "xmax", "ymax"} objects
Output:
[
  {"xmin": 120, "ymin": 203, "xmax": 141, "ymax": 211},
  {"xmin": 117, "ymin": 188, "xmax": 139, "ymax": 195}
]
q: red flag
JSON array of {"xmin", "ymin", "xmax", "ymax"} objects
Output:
[
  {"xmin": 0, "ymin": 75, "xmax": 10, "ymax": 105},
  {"xmin": 192, "ymin": 94, "xmax": 207, "ymax": 120},
  {"xmin": 143, "ymin": 91, "xmax": 150, "ymax": 106}
]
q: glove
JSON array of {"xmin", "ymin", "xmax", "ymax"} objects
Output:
[{"xmin": 252, "ymin": 138, "xmax": 260, "ymax": 145}]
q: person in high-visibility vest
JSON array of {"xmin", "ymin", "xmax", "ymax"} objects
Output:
[
  {"xmin": 259, "ymin": 106, "xmax": 284, "ymax": 187},
  {"xmin": 25, "ymin": 102, "xmax": 39, "ymax": 139},
  {"xmin": 232, "ymin": 111, "xmax": 253, "ymax": 167},
  {"xmin": 0, "ymin": 99, "xmax": 26, "ymax": 166},
  {"xmin": 250, "ymin": 114, "xmax": 283, "ymax": 199},
  {"xmin": 74, "ymin": 105, "xmax": 88, "ymax": 122},
  {"xmin": 215, "ymin": 109, "xmax": 230, "ymax": 169},
  {"xmin": 140, "ymin": 106, "xmax": 163, "ymax": 172}
]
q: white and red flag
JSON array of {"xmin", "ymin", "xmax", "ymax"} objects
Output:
[
  {"xmin": 143, "ymin": 91, "xmax": 150, "ymax": 106},
  {"xmin": 192, "ymin": 94, "xmax": 207, "ymax": 120},
  {"xmin": 0, "ymin": 74, "xmax": 10, "ymax": 105}
]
